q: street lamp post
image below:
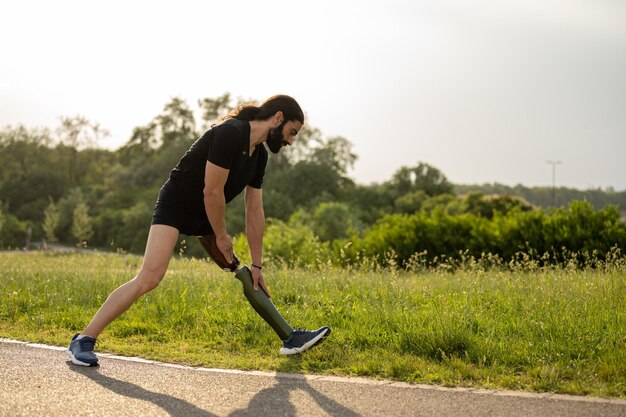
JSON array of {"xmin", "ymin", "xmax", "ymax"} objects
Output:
[{"xmin": 546, "ymin": 160, "xmax": 562, "ymax": 206}]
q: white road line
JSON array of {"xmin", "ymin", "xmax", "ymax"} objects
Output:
[{"xmin": 1, "ymin": 337, "xmax": 624, "ymax": 405}]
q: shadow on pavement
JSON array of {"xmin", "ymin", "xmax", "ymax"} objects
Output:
[
  {"xmin": 67, "ymin": 363, "xmax": 218, "ymax": 417},
  {"xmin": 228, "ymin": 372, "xmax": 363, "ymax": 417},
  {"xmin": 67, "ymin": 357, "xmax": 361, "ymax": 417},
  {"xmin": 229, "ymin": 355, "xmax": 362, "ymax": 417}
]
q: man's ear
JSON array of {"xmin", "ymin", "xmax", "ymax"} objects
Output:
[{"xmin": 273, "ymin": 111, "xmax": 284, "ymax": 126}]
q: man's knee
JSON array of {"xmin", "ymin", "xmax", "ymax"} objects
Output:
[{"xmin": 135, "ymin": 266, "xmax": 166, "ymax": 293}]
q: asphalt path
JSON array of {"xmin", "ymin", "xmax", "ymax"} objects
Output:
[{"xmin": 1, "ymin": 339, "xmax": 624, "ymax": 417}]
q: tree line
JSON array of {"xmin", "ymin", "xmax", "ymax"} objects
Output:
[{"xmin": 1, "ymin": 93, "xmax": 624, "ymax": 264}]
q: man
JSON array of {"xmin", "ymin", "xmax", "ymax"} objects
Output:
[{"xmin": 67, "ymin": 95, "xmax": 331, "ymax": 366}]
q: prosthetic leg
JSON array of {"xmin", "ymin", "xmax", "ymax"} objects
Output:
[
  {"xmin": 197, "ymin": 234, "xmax": 294, "ymax": 340},
  {"xmin": 233, "ymin": 266, "xmax": 293, "ymax": 340}
]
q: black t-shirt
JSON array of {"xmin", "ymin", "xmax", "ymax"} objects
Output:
[{"xmin": 163, "ymin": 119, "xmax": 268, "ymax": 216}]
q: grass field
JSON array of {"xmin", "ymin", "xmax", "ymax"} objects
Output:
[{"xmin": 0, "ymin": 252, "xmax": 624, "ymax": 398}]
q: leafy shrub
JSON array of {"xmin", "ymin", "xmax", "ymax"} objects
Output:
[
  {"xmin": 252, "ymin": 218, "xmax": 331, "ymax": 266},
  {"xmin": 0, "ymin": 212, "xmax": 29, "ymax": 249},
  {"xmin": 339, "ymin": 201, "xmax": 626, "ymax": 267}
]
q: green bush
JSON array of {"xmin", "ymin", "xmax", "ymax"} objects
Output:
[
  {"xmin": 0, "ymin": 212, "xmax": 29, "ymax": 249},
  {"xmin": 252, "ymin": 218, "xmax": 331, "ymax": 266},
  {"xmin": 339, "ymin": 201, "xmax": 626, "ymax": 267}
]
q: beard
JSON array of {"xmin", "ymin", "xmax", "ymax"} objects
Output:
[{"xmin": 266, "ymin": 122, "xmax": 286, "ymax": 154}]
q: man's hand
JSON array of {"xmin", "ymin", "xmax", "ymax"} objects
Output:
[
  {"xmin": 216, "ymin": 234, "xmax": 234, "ymax": 264},
  {"xmin": 251, "ymin": 266, "xmax": 271, "ymax": 298}
]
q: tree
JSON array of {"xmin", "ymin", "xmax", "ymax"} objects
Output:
[
  {"xmin": 343, "ymin": 183, "xmax": 396, "ymax": 226},
  {"xmin": 264, "ymin": 160, "xmax": 346, "ymax": 215},
  {"xmin": 155, "ymin": 97, "xmax": 197, "ymax": 148},
  {"xmin": 263, "ymin": 131, "xmax": 357, "ymax": 217},
  {"xmin": 310, "ymin": 136, "xmax": 357, "ymax": 176},
  {"xmin": 0, "ymin": 125, "xmax": 52, "ymax": 184},
  {"xmin": 0, "ymin": 168, "xmax": 67, "ymax": 221},
  {"xmin": 454, "ymin": 183, "xmax": 626, "ymax": 219},
  {"xmin": 71, "ymin": 200, "xmax": 94, "ymax": 246},
  {"xmin": 460, "ymin": 192, "xmax": 534, "ymax": 219},
  {"xmin": 42, "ymin": 198, "xmax": 60, "ymax": 243},
  {"xmin": 388, "ymin": 162, "xmax": 453, "ymax": 197},
  {"xmin": 198, "ymin": 92, "xmax": 233, "ymax": 130},
  {"xmin": 56, "ymin": 116, "xmax": 109, "ymax": 149},
  {"xmin": 116, "ymin": 97, "xmax": 199, "ymax": 189},
  {"xmin": 394, "ymin": 190, "xmax": 428, "ymax": 214},
  {"xmin": 56, "ymin": 116, "xmax": 109, "ymax": 188},
  {"xmin": 310, "ymin": 202, "xmax": 361, "ymax": 241},
  {"xmin": 0, "ymin": 210, "xmax": 28, "ymax": 249}
]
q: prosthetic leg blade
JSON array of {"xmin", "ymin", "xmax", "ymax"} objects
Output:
[{"xmin": 235, "ymin": 266, "xmax": 294, "ymax": 340}]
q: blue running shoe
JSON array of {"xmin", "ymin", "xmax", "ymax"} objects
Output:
[
  {"xmin": 280, "ymin": 326, "xmax": 331, "ymax": 355},
  {"xmin": 66, "ymin": 334, "xmax": 99, "ymax": 366}
]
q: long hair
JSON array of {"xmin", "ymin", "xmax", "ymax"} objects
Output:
[{"xmin": 225, "ymin": 95, "xmax": 304, "ymax": 124}]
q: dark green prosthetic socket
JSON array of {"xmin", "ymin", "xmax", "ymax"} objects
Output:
[
  {"xmin": 234, "ymin": 266, "xmax": 294, "ymax": 340},
  {"xmin": 197, "ymin": 234, "xmax": 294, "ymax": 340}
]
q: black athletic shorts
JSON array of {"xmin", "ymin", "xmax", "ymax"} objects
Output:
[{"xmin": 151, "ymin": 184, "xmax": 213, "ymax": 236}]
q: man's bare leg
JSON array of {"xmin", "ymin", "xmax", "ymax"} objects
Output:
[
  {"xmin": 82, "ymin": 224, "xmax": 180, "ymax": 338},
  {"xmin": 67, "ymin": 224, "xmax": 180, "ymax": 366}
]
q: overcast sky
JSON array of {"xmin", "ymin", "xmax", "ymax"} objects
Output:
[{"xmin": 1, "ymin": 0, "xmax": 625, "ymax": 190}]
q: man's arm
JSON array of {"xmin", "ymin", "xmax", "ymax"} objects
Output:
[
  {"xmin": 245, "ymin": 186, "xmax": 264, "ymax": 266},
  {"xmin": 203, "ymin": 161, "xmax": 233, "ymax": 262},
  {"xmin": 244, "ymin": 185, "xmax": 270, "ymax": 296}
]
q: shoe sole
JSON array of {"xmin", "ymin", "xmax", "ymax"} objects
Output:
[
  {"xmin": 66, "ymin": 349, "xmax": 99, "ymax": 367},
  {"xmin": 280, "ymin": 327, "xmax": 331, "ymax": 355}
]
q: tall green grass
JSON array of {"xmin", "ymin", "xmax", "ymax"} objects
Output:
[{"xmin": 0, "ymin": 252, "xmax": 624, "ymax": 398}]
